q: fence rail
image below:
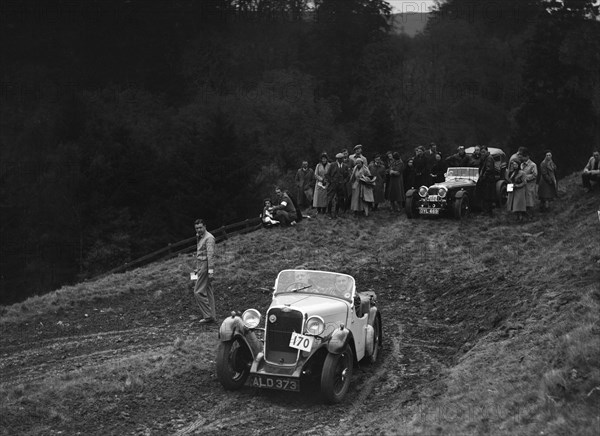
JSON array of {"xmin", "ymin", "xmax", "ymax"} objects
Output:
[{"xmin": 95, "ymin": 217, "xmax": 263, "ymax": 278}]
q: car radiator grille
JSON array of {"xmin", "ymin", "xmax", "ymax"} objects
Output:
[
  {"xmin": 428, "ymin": 187, "xmax": 440, "ymax": 195},
  {"xmin": 265, "ymin": 308, "xmax": 303, "ymax": 365}
]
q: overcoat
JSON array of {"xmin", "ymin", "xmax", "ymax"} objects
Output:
[
  {"xmin": 350, "ymin": 165, "xmax": 374, "ymax": 211},
  {"xmin": 313, "ymin": 162, "xmax": 330, "ymax": 208},
  {"xmin": 538, "ymin": 159, "xmax": 557, "ymax": 200},
  {"xmin": 521, "ymin": 159, "xmax": 538, "ymax": 207},
  {"xmin": 506, "ymin": 170, "xmax": 527, "ymax": 212}
]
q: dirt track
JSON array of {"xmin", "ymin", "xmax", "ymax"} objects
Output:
[{"xmin": 0, "ymin": 209, "xmax": 549, "ymax": 435}]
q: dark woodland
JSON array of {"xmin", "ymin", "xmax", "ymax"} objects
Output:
[{"xmin": 1, "ymin": 0, "xmax": 599, "ymax": 304}]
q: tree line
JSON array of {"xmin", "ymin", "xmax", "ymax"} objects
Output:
[{"xmin": 1, "ymin": 0, "xmax": 598, "ymax": 304}]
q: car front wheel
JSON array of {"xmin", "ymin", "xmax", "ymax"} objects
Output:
[
  {"xmin": 405, "ymin": 193, "xmax": 418, "ymax": 219},
  {"xmin": 216, "ymin": 338, "xmax": 252, "ymax": 390},
  {"xmin": 321, "ymin": 346, "xmax": 354, "ymax": 403},
  {"xmin": 453, "ymin": 194, "xmax": 470, "ymax": 219}
]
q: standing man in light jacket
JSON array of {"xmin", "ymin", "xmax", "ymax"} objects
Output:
[
  {"xmin": 520, "ymin": 150, "xmax": 538, "ymax": 219},
  {"xmin": 193, "ymin": 219, "xmax": 216, "ymax": 324}
]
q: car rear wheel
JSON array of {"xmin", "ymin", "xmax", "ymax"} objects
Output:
[
  {"xmin": 216, "ymin": 338, "xmax": 252, "ymax": 390},
  {"xmin": 496, "ymin": 180, "xmax": 507, "ymax": 207},
  {"xmin": 321, "ymin": 346, "xmax": 354, "ymax": 403},
  {"xmin": 453, "ymin": 194, "xmax": 470, "ymax": 219},
  {"xmin": 368, "ymin": 315, "xmax": 382, "ymax": 364}
]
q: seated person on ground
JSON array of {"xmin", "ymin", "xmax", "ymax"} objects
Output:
[
  {"xmin": 582, "ymin": 150, "xmax": 600, "ymax": 192},
  {"xmin": 261, "ymin": 199, "xmax": 280, "ymax": 227}
]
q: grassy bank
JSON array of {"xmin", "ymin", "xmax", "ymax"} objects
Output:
[{"xmin": 1, "ymin": 174, "xmax": 598, "ymax": 435}]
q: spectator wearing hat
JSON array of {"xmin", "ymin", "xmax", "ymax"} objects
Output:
[
  {"xmin": 313, "ymin": 153, "xmax": 330, "ymax": 214},
  {"xmin": 582, "ymin": 150, "xmax": 600, "ymax": 192},
  {"xmin": 509, "ymin": 147, "xmax": 526, "ymax": 167},
  {"xmin": 350, "ymin": 159, "xmax": 375, "ymax": 216},
  {"xmin": 325, "ymin": 153, "xmax": 350, "ymax": 218},
  {"xmin": 387, "ymin": 152, "xmax": 405, "ymax": 212},
  {"xmin": 538, "ymin": 150, "xmax": 557, "ymax": 211},
  {"xmin": 368, "ymin": 154, "xmax": 386, "ymax": 211},
  {"xmin": 520, "ymin": 150, "xmax": 538, "ymax": 219},
  {"xmin": 295, "ymin": 160, "xmax": 315, "ymax": 210},
  {"xmin": 349, "ymin": 144, "xmax": 368, "ymax": 169}
]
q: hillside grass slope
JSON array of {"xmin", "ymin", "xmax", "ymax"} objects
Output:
[{"xmin": 1, "ymin": 174, "xmax": 599, "ymax": 435}]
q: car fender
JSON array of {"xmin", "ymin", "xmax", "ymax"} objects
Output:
[
  {"xmin": 365, "ymin": 309, "xmax": 380, "ymax": 357},
  {"xmin": 218, "ymin": 316, "xmax": 262, "ymax": 358},
  {"xmin": 455, "ymin": 189, "xmax": 467, "ymax": 199},
  {"xmin": 406, "ymin": 188, "xmax": 416, "ymax": 198},
  {"xmin": 367, "ymin": 306, "xmax": 378, "ymax": 326},
  {"xmin": 327, "ymin": 327, "xmax": 352, "ymax": 354}
]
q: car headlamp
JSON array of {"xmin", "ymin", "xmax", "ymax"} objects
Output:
[
  {"xmin": 438, "ymin": 187, "xmax": 447, "ymax": 198},
  {"xmin": 305, "ymin": 316, "xmax": 325, "ymax": 336},
  {"xmin": 418, "ymin": 186, "xmax": 428, "ymax": 198},
  {"xmin": 241, "ymin": 309, "xmax": 262, "ymax": 328}
]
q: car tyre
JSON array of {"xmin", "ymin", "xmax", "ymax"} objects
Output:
[
  {"xmin": 496, "ymin": 180, "xmax": 507, "ymax": 207},
  {"xmin": 368, "ymin": 315, "xmax": 382, "ymax": 364},
  {"xmin": 453, "ymin": 194, "xmax": 470, "ymax": 219},
  {"xmin": 405, "ymin": 193, "xmax": 418, "ymax": 219},
  {"xmin": 321, "ymin": 346, "xmax": 354, "ymax": 404},
  {"xmin": 216, "ymin": 338, "xmax": 252, "ymax": 390}
]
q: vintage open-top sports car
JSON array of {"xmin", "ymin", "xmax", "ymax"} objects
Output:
[
  {"xmin": 405, "ymin": 147, "xmax": 508, "ymax": 219},
  {"xmin": 216, "ymin": 269, "xmax": 382, "ymax": 403}
]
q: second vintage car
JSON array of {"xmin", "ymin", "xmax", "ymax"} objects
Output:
[
  {"xmin": 215, "ymin": 269, "xmax": 382, "ymax": 403},
  {"xmin": 405, "ymin": 146, "xmax": 508, "ymax": 219}
]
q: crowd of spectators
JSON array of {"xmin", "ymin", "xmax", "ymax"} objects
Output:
[{"xmin": 260, "ymin": 144, "xmax": 599, "ymax": 226}]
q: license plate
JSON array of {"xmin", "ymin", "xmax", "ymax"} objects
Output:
[
  {"xmin": 289, "ymin": 332, "xmax": 314, "ymax": 352},
  {"xmin": 250, "ymin": 375, "xmax": 300, "ymax": 392},
  {"xmin": 419, "ymin": 208, "xmax": 440, "ymax": 215}
]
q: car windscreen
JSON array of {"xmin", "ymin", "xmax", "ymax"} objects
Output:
[
  {"xmin": 446, "ymin": 167, "xmax": 479, "ymax": 180},
  {"xmin": 274, "ymin": 270, "xmax": 355, "ymax": 301}
]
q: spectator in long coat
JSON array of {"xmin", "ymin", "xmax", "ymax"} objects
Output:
[
  {"xmin": 538, "ymin": 150, "xmax": 557, "ymax": 212},
  {"xmin": 404, "ymin": 158, "xmax": 416, "ymax": 193},
  {"xmin": 325, "ymin": 153, "xmax": 350, "ymax": 218},
  {"xmin": 506, "ymin": 160, "xmax": 527, "ymax": 221},
  {"xmin": 476, "ymin": 146, "xmax": 497, "ymax": 216},
  {"xmin": 342, "ymin": 149, "xmax": 353, "ymax": 212},
  {"xmin": 313, "ymin": 153, "xmax": 330, "ymax": 214},
  {"xmin": 350, "ymin": 159, "xmax": 375, "ymax": 216},
  {"xmin": 520, "ymin": 150, "xmax": 538, "ymax": 218},
  {"xmin": 368, "ymin": 154, "xmax": 386, "ymax": 210},
  {"xmin": 388, "ymin": 152, "xmax": 406, "ymax": 212},
  {"xmin": 295, "ymin": 161, "xmax": 315, "ymax": 210}
]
